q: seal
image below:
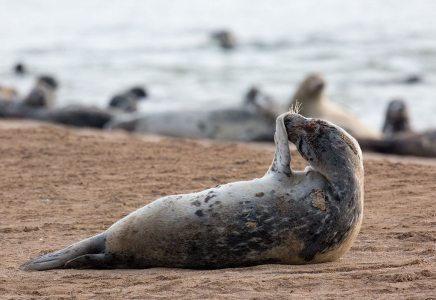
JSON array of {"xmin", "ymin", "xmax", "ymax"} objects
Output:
[
  {"xmin": 400, "ymin": 74, "xmax": 422, "ymax": 84},
  {"xmin": 382, "ymin": 99, "xmax": 411, "ymax": 136},
  {"xmin": 14, "ymin": 62, "xmax": 25, "ymax": 75},
  {"xmin": 105, "ymin": 87, "xmax": 281, "ymax": 142},
  {"xmin": 0, "ymin": 100, "xmax": 115, "ymax": 129},
  {"xmin": 211, "ymin": 30, "xmax": 237, "ymax": 49},
  {"xmin": 358, "ymin": 130, "xmax": 436, "ymax": 157},
  {"xmin": 289, "ymin": 73, "xmax": 381, "ymax": 139},
  {"xmin": 109, "ymin": 86, "xmax": 147, "ymax": 113},
  {"xmin": 37, "ymin": 106, "xmax": 116, "ymax": 128},
  {"xmin": 20, "ymin": 111, "xmax": 364, "ymax": 270},
  {"xmin": 359, "ymin": 99, "xmax": 436, "ymax": 157},
  {"xmin": 244, "ymin": 86, "xmax": 283, "ymax": 122},
  {"xmin": 23, "ymin": 75, "xmax": 58, "ymax": 109}
]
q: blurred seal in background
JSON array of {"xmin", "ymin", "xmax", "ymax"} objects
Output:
[
  {"xmin": 289, "ymin": 73, "xmax": 381, "ymax": 139},
  {"xmin": 109, "ymin": 86, "xmax": 147, "ymax": 113},
  {"xmin": 23, "ymin": 75, "xmax": 58, "ymax": 109},
  {"xmin": 211, "ymin": 30, "xmax": 237, "ymax": 49},
  {"xmin": 105, "ymin": 86, "xmax": 281, "ymax": 142}
]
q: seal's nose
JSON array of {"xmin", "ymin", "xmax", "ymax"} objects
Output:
[{"xmin": 284, "ymin": 114, "xmax": 308, "ymax": 143}]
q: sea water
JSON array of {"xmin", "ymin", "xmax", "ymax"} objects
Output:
[{"xmin": 0, "ymin": 0, "xmax": 435, "ymax": 131}]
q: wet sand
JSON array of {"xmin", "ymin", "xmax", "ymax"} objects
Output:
[{"xmin": 1, "ymin": 120, "xmax": 435, "ymax": 299}]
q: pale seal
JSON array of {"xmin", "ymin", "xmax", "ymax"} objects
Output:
[
  {"xmin": 0, "ymin": 86, "xmax": 18, "ymax": 100},
  {"xmin": 20, "ymin": 111, "xmax": 364, "ymax": 270},
  {"xmin": 289, "ymin": 73, "xmax": 381, "ymax": 139},
  {"xmin": 105, "ymin": 87, "xmax": 281, "ymax": 142},
  {"xmin": 23, "ymin": 76, "xmax": 58, "ymax": 109}
]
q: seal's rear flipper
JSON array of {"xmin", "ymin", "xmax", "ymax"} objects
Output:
[
  {"xmin": 268, "ymin": 113, "xmax": 292, "ymax": 176},
  {"xmin": 64, "ymin": 254, "xmax": 108, "ymax": 269},
  {"xmin": 19, "ymin": 233, "xmax": 107, "ymax": 271}
]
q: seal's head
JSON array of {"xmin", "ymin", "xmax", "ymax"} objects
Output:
[
  {"xmin": 244, "ymin": 86, "xmax": 260, "ymax": 105},
  {"xmin": 296, "ymin": 73, "xmax": 325, "ymax": 99},
  {"xmin": 284, "ymin": 112, "xmax": 363, "ymax": 190},
  {"xmin": 211, "ymin": 30, "xmax": 236, "ymax": 49},
  {"xmin": 402, "ymin": 74, "xmax": 422, "ymax": 84},
  {"xmin": 38, "ymin": 76, "xmax": 58, "ymax": 90},
  {"xmin": 109, "ymin": 95, "xmax": 137, "ymax": 113},
  {"xmin": 243, "ymin": 86, "xmax": 282, "ymax": 122},
  {"xmin": 129, "ymin": 87, "xmax": 147, "ymax": 99},
  {"xmin": 14, "ymin": 63, "xmax": 25, "ymax": 75},
  {"xmin": 382, "ymin": 99, "xmax": 411, "ymax": 135}
]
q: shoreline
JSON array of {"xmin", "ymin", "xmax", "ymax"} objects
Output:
[{"xmin": 1, "ymin": 119, "xmax": 435, "ymax": 299}]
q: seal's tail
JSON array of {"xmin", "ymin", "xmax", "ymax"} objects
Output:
[{"xmin": 19, "ymin": 233, "xmax": 107, "ymax": 271}]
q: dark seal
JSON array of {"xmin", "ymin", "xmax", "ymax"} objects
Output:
[
  {"xmin": 109, "ymin": 86, "xmax": 147, "ymax": 113},
  {"xmin": 359, "ymin": 99, "xmax": 436, "ymax": 157},
  {"xmin": 23, "ymin": 75, "xmax": 58, "ymax": 109},
  {"xmin": 0, "ymin": 100, "xmax": 115, "ymax": 129},
  {"xmin": 382, "ymin": 99, "xmax": 411, "ymax": 136},
  {"xmin": 211, "ymin": 30, "xmax": 237, "ymax": 49}
]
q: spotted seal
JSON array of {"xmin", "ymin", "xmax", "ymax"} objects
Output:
[
  {"xmin": 20, "ymin": 111, "xmax": 363, "ymax": 270},
  {"xmin": 289, "ymin": 73, "xmax": 381, "ymax": 139}
]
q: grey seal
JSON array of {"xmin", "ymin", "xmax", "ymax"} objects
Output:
[
  {"xmin": 359, "ymin": 131, "xmax": 436, "ymax": 157},
  {"xmin": 20, "ymin": 111, "xmax": 364, "ymax": 270},
  {"xmin": 289, "ymin": 73, "xmax": 381, "ymax": 139},
  {"xmin": 109, "ymin": 86, "xmax": 147, "ymax": 113},
  {"xmin": 105, "ymin": 87, "xmax": 281, "ymax": 142},
  {"xmin": 14, "ymin": 62, "xmax": 25, "ymax": 75},
  {"xmin": 23, "ymin": 75, "xmax": 58, "ymax": 109},
  {"xmin": 382, "ymin": 99, "xmax": 411, "ymax": 136},
  {"xmin": 0, "ymin": 100, "xmax": 115, "ymax": 129},
  {"xmin": 359, "ymin": 99, "xmax": 436, "ymax": 157},
  {"xmin": 211, "ymin": 30, "xmax": 236, "ymax": 49}
]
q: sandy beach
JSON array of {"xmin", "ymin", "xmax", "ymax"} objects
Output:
[{"xmin": 1, "ymin": 120, "xmax": 435, "ymax": 299}]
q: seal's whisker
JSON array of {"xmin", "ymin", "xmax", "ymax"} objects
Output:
[{"xmin": 289, "ymin": 101, "xmax": 302, "ymax": 115}]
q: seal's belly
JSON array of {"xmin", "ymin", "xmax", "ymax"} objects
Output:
[{"xmin": 105, "ymin": 174, "xmax": 354, "ymax": 268}]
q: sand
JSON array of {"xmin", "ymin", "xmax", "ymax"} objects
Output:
[{"xmin": 0, "ymin": 120, "xmax": 435, "ymax": 299}]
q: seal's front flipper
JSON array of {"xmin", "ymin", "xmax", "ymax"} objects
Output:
[
  {"xmin": 268, "ymin": 113, "xmax": 292, "ymax": 176},
  {"xmin": 64, "ymin": 254, "xmax": 108, "ymax": 269}
]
